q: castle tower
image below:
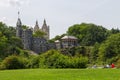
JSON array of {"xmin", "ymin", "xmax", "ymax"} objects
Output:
[
  {"xmin": 16, "ymin": 12, "xmax": 22, "ymax": 38},
  {"xmin": 22, "ymin": 29, "xmax": 33, "ymax": 50},
  {"xmin": 41, "ymin": 19, "xmax": 49, "ymax": 40},
  {"xmin": 34, "ymin": 20, "xmax": 39, "ymax": 32}
]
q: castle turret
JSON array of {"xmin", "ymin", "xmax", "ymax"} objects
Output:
[
  {"xmin": 41, "ymin": 19, "xmax": 49, "ymax": 40},
  {"xmin": 34, "ymin": 20, "xmax": 39, "ymax": 32},
  {"xmin": 42, "ymin": 19, "xmax": 47, "ymax": 30},
  {"xmin": 16, "ymin": 12, "xmax": 22, "ymax": 38}
]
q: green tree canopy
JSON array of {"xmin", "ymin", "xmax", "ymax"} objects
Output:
[
  {"xmin": 49, "ymin": 34, "xmax": 66, "ymax": 43},
  {"xmin": 67, "ymin": 23, "xmax": 108, "ymax": 46},
  {"xmin": 0, "ymin": 22, "xmax": 23, "ymax": 59},
  {"xmin": 22, "ymin": 25, "xmax": 29, "ymax": 29},
  {"xmin": 33, "ymin": 30, "xmax": 46, "ymax": 38},
  {"xmin": 98, "ymin": 33, "xmax": 120, "ymax": 64},
  {"xmin": 110, "ymin": 28, "xmax": 120, "ymax": 34}
]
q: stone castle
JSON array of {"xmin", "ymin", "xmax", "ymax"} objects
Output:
[
  {"xmin": 16, "ymin": 12, "xmax": 78, "ymax": 53},
  {"xmin": 16, "ymin": 15, "xmax": 55, "ymax": 53}
]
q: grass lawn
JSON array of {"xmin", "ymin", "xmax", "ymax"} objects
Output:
[{"xmin": 0, "ymin": 69, "xmax": 120, "ymax": 80}]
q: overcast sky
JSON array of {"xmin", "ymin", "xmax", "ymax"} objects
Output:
[{"xmin": 0, "ymin": 0, "xmax": 120, "ymax": 38}]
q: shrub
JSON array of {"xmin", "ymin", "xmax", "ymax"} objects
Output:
[
  {"xmin": 66, "ymin": 56, "xmax": 88, "ymax": 68},
  {"xmin": 28, "ymin": 56, "xmax": 40, "ymax": 68},
  {"xmin": 39, "ymin": 49, "xmax": 88, "ymax": 68},
  {"xmin": 39, "ymin": 50, "xmax": 68, "ymax": 68},
  {"xmin": 0, "ymin": 55, "xmax": 27, "ymax": 69}
]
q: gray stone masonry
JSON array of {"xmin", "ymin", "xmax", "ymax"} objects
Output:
[{"xmin": 16, "ymin": 17, "xmax": 55, "ymax": 53}]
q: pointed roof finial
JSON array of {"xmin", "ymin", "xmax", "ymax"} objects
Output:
[
  {"xmin": 34, "ymin": 20, "xmax": 39, "ymax": 32},
  {"xmin": 18, "ymin": 11, "xmax": 20, "ymax": 18},
  {"xmin": 36, "ymin": 20, "xmax": 38, "ymax": 25},
  {"xmin": 17, "ymin": 11, "xmax": 22, "ymax": 26},
  {"xmin": 35, "ymin": 20, "xmax": 39, "ymax": 27},
  {"xmin": 44, "ymin": 19, "xmax": 46, "ymax": 24}
]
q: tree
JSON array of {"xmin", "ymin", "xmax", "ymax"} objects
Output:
[
  {"xmin": 0, "ymin": 33, "xmax": 8, "ymax": 58},
  {"xmin": 33, "ymin": 30, "xmax": 46, "ymax": 38},
  {"xmin": 22, "ymin": 25, "xmax": 29, "ymax": 29},
  {"xmin": 39, "ymin": 50, "xmax": 69, "ymax": 68},
  {"xmin": 111, "ymin": 28, "xmax": 120, "ymax": 34},
  {"xmin": 98, "ymin": 33, "xmax": 120, "ymax": 64},
  {"xmin": 7, "ymin": 36, "xmax": 23, "ymax": 55},
  {"xmin": 0, "ymin": 22, "xmax": 7, "ymax": 33},
  {"xmin": 39, "ymin": 49, "xmax": 88, "ymax": 68},
  {"xmin": 8, "ymin": 37, "xmax": 23, "ymax": 49},
  {"xmin": 3, "ymin": 26, "xmax": 16, "ymax": 39},
  {"xmin": 0, "ymin": 22, "xmax": 23, "ymax": 58},
  {"xmin": 0, "ymin": 55, "xmax": 27, "ymax": 69},
  {"xmin": 49, "ymin": 34, "xmax": 66, "ymax": 43},
  {"xmin": 90, "ymin": 42, "xmax": 100, "ymax": 64},
  {"xmin": 67, "ymin": 23, "xmax": 108, "ymax": 46}
]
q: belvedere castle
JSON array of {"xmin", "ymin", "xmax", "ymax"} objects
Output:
[{"xmin": 16, "ymin": 13, "xmax": 55, "ymax": 53}]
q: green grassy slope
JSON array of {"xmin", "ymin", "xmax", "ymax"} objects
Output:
[{"xmin": 0, "ymin": 69, "xmax": 120, "ymax": 80}]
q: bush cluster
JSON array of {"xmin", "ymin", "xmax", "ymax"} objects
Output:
[
  {"xmin": 39, "ymin": 50, "xmax": 88, "ymax": 68},
  {"xmin": 0, "ymin": 55, "xmax": 28, "ymax": 69},
  {"xmin": 0, "ymin": 50, "xmax": 88, "ymax": 70}
]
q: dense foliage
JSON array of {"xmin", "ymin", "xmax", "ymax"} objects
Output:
[
  {"xmin": 98, "ymin": 33, "xmax": 120, "ymax": 64},
  {"xmin": 33, "ymin": 30, "xmax": 46, "ymax": 38},
  {"xmin": 0, "ymin": 22, "xmax": 23, "ymax": 59},
  {"xmin": 0, "ymin": 50, "xmax": 88, "ymax": 69},
  {"xmin": 0, "ymin": 21, "xmax": 120, "ymax": 69},
  {"xmin": 49, "ymin": 34, "xmax": 66, "ymax": 43},
  {"xmin": 60, "ymin": 46, "xmax": 91, "ymax": 57},
  {"xmin": 31, "ymin": 50, "xmax": 88, "ymax": 69},
  {"xmin": 67, "ymin": 23, "xmax": 109, "ymax": 46},
  {"xmin": 0, "ymin": 55, "xmax": 27, "ymax": 69}
]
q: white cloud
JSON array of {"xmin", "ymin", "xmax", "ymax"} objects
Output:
[{"xmin": 0, "ymin": 0, "xmax": 30, "ymax": 7}]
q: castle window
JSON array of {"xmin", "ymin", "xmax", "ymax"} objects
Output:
[
  {"xmin": 40, "ymin": 41, "xmax": 42, "ymax": 43},
  {"xmin": 34, "ymin": 40, "xmax": 36, "ymax": 43},
  {"xmin": 41, "ymin": 41, "xmax": 43, "ymax": 43}
]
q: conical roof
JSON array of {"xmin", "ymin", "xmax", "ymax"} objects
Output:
[
  {"xmin": 34, "ymin": 20, "xmax": 39, "ymax": 31},
  {"xmin": 16, "ymin": 18, "xmax": 22, "ymax": 26}
]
